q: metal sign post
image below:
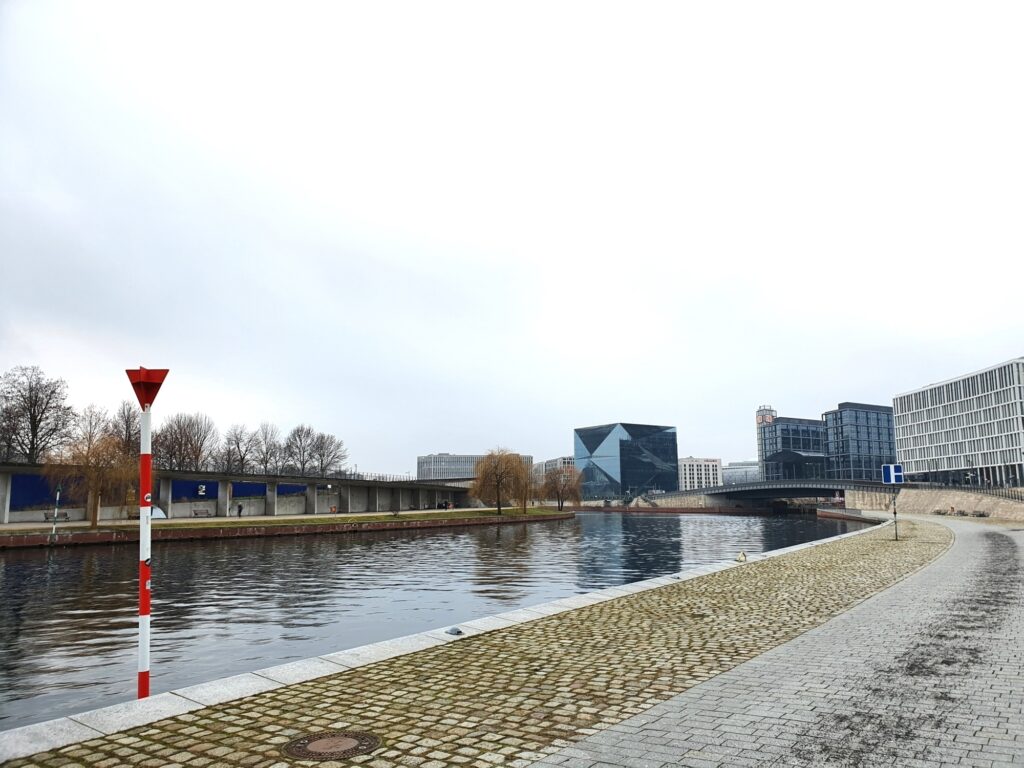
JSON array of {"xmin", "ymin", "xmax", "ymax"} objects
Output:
[
  {"xmin": 126, "ymin": 367, "xmax": 168, "ymax": 699},
  {"xmin": 882, "ymin": 463, "xmax": 904, "ymax": 541}
]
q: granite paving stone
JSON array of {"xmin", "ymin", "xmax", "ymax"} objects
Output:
[{"xmin": 533, "ymin": 516, "xmax": 1024, "ymax": 767}]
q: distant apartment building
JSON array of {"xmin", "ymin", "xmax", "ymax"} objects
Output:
[
  {"xmin": 417, "ymin": 453, "xmax": 533, "ymax": 481},
  {"xmin": 722, "ymin": 460, "xmax": 760, "ymax": 485},
  {"xmin": 532, "ymin": 456, "xmax": 575, "ymax": 483},
  {"xmin": 823, "ymin": 402, "xmax": 896, "ymax": 481},
  {"xmin": 574, "ymin": 423, "xmax": 679, "ymax": 499},
  {"xmin": 755, "ymin": 405, "xmax": 826, "ymax": 481},
  {"xmin": 678, "ymin": 457, "xmax": 722, "ymax": 490},
  {"xmin": 894, "ymin": 357, "xmax": 1024, "ymax": 487}
]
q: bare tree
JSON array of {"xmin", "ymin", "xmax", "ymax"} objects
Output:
[
  {"xmin": 311, "ymin": 432, "xmax": 348, "ymax": 476},
  {"xmin": 471, "ymin": 449, "xmax": 530, "ymax": 515},
  {"xmin": 0, "ymin": 401, "xmax": 17, "ymax": 462},
  {"xmin": 45, "ymin": 404, "xmax": 134, "ymax": 528},
  {"xmin": 107, "ymin": 400, "xmax": 141, "ymax": 457},
  {"xmin": 153, "ymin": 413, "xmax": 219, "ymax": 471},
  {"xmin": 253, "ymin": 422, "xmax": 282, "ymax": 474},
  {"xmin": 222, "ymin": 424, "xmax": 256, "ymax": 473},
  {"xmin": 284, "ymin": 424, "xmax": 317, "ymax": 474},
  {"xmin": 0, "ymin": 366, "xmax": 75, "ymax": 463},
  {"xmin": 541, "ymin": 466, "xmax": 583, "ymax": 511}
]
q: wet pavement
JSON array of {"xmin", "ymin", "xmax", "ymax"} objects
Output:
[{"xmin": 534, "ymin": 516, "xmax": 1024, "ymax": 767}]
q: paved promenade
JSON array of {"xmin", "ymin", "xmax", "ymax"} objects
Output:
[
  {"xmin": 2, "ymin": 519, "xmax": 956, "ymax": 767},
  {"xmin": 534, "ymin": 516, "xmax": 1024, "ymax": 767}
]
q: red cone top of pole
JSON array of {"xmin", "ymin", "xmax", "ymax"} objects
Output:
[{"xmin": 126, "ymin": 368, "xmax": 168, "ymax": 409}]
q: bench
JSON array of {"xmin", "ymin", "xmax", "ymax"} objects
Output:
[
  {"xmin": 192, "ymin": 510, "xmax": 214, "ymax": 518},
  {"xmin": 43, "ymin": 511, "xmax": 70, "ymax": 522}
]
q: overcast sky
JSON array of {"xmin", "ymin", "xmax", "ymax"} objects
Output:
[{"xmin": 1, "ymin": 1, "xmax": 1022, "ymax": 473}]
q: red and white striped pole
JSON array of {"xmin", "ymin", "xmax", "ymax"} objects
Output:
[{"xmin": 127, "ymin": 367, "xmax": 168, "ymax": 699}]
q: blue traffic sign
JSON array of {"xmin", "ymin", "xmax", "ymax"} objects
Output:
[{"xmin": 882, "ymin": 464, "xmax": 904, "ymax": 484}]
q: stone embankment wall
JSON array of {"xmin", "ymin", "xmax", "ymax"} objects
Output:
[
  {"xmin": 647, "ymin": 493, "xmax": 732, "ymax": 509},
  {"xmin": 847, "ymin": 487, "xmax": 1024, "ymax": 521},
  {"xmin": 0, "ymin": 512, "xmax": 575, "ymax": 549}
]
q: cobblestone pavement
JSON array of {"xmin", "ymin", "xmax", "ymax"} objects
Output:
[
  {"xmin": 6, "ymin": 520, "xmax": 949, "ymax": 768},
  {"xmin": 530, "ymin": 516, "xmax": 1024, "ymax": 768}
]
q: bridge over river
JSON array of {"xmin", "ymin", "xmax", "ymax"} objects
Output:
[{"xmin": 653, "ymin": 479, "xmax": 894, "ymax": 504}]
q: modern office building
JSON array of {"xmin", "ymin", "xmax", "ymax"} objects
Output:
[
  {"xmin": 678, "ymin": 457, "xmax": 722, "ymax": 490},
  {"xmin": 822, "ymin": 403, "xmax": 896, "ymax": 481},
  {"xmin": 574, "ymin": 423, "xmax": 678, "ymax": 499},
  {"xmin": 893, "ymin": 357, "xmax": 1024, "ymax": 487},
  {"xmin": 417, "ymin": 453, "xmax": 533, "ymax": 481},
  {"xmin": 755, "ymin": 405, "xmax": 826, "ymax": 481},
  {"xmin": 722, "ymin": 460, "xmax": 760, "ymax": 485},
  {"xmin": 532, "ymin": 456, "xmax": 575, "ymax": 483}
]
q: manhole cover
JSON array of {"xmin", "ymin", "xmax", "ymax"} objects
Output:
[{"xmin": 282, "ymin": 730, "xmax": 381, "ymax": 760}]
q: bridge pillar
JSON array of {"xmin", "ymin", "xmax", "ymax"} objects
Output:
[
  {"xmin": 305, "ymin": 483, "xmax": 317, "ymax": 515},
  {"xmin": 216, "ymin": 480, "xmax": 232, "ymax": 517},
  {"xmin": 340, "ymin": 484, "xmax": 350, "ymax": 513},
  {"xmin": 0, "ymin": 472, "xmax": 10, "ymax": 524},
  {"xmin": 266, "ymin": 482, "xmax": 278, "ymax": 516},
  {"xmin": 393, "ymin": 488, "xmax": 402, "ymax": 512},
  {"xmin": 371, "ymin": 486, "xmax": 379, "ymax": 513}
]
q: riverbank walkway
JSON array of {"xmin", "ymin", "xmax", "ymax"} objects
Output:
[{"xmin": 5, "ymin": 516, "xmax": 1017, "ymax": 767}]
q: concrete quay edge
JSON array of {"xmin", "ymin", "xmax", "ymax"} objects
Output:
[{"xmin": 0, "ymin": 518, "xmax": 887, "ymax": 763}]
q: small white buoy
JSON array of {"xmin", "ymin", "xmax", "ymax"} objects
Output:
[{"xmin": 736, "ymin": 551, "xmax": 747, "ymax": 562}]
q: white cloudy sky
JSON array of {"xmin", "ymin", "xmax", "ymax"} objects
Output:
[{"xmin": 1, "ymin": 1, "xmax": 1022, "ymax": 473}]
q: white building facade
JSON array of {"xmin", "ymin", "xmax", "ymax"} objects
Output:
[
  {"xmin": 418, "ymin": 453, "xmax": 534, "ymax": 481},
  {"xmin": 532, "ymin": 456, "xmax": 575, "ymax": 483},
  {"xmin": 678, "ymin": 457, "xmax": 723, "ymax": 490},
  {"xmin": 893, "ymin": 357, "xmax": 1024, "ymax": 487}
]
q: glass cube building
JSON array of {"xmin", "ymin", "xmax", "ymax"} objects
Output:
[{"xmin": 574, "ymin": 423, "xmax": 679, "ymax": 499}]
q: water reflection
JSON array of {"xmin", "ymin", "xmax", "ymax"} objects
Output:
[{"xmin": 0, "ymin": 512, "xmax": 866, "ymax": 729}]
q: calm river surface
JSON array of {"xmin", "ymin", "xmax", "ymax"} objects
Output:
[{"xmin": 0, "ymin": 512, "xmax": 869, "ymax": 729}]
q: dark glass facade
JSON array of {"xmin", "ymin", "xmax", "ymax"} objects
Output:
[
  {"xmin": 574, "ymin": 423, "xmax": 679, "ymax": 499},
  {"xmin": 757, "ymin": 416, "xmax": 826, "ymax": 481},
  {"xmin": 823, "ymin": 402, "xmax": 895, "ymax": 481}
]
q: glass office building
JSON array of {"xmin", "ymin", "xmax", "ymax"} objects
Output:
[
  {"xmin": 756, "ymin": 405, "xmax": 826, "ymax": 481},
  {"xmin": 574, "ymin": 423, "xmax": 679, "ymax": 499},
  {"xmin": 823, "ymin": 403, "xmax": 896, "ymax": 481}
]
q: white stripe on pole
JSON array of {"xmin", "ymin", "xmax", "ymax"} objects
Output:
[{"xmin": 138, "ymin": 615, "xmax": 150, "ymax": 672}]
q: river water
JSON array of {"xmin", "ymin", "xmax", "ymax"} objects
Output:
[{"xmin": 0, "ymin": 511, "xmax": 868, "ymax": 730}]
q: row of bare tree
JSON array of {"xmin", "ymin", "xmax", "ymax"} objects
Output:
[
  {"xmin": 470, "ymin": 449, "xmax": 582, "ymax": 513},
  {"xmin": 155, "ymin": 417, "xmax": 348, "ymax": 476},
  {"xmin": 1, "ymin": 366, "xmax": 348, "ymax": 477}
]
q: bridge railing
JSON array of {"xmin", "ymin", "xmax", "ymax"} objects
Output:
[
  {"xmin": 668, "ymin": 479, "xmax": 890, "ymax": 496},
  {"xmin": 908, "ymin": 481, "xmax": 1024, "ymax": 504}
]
